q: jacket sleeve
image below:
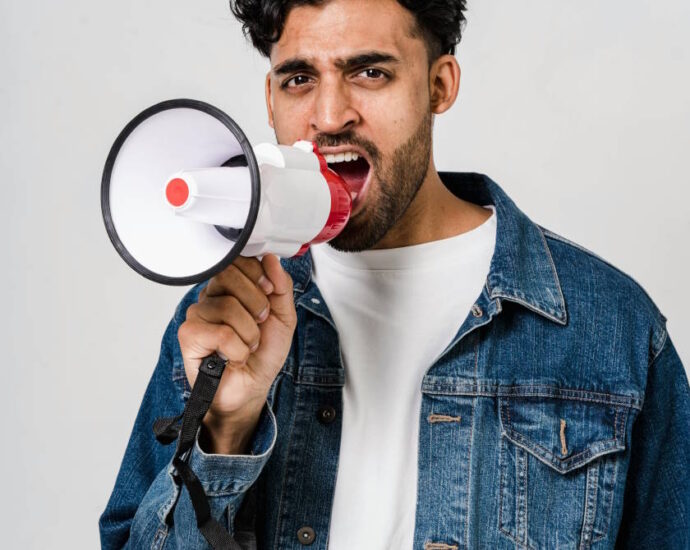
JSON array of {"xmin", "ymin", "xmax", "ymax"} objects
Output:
[
  {"xmin": 99, "ymin": 285, "xmax": 277, "ymax": 549},
  {"xmin": 616, "ymin": 330, "xmax": 690, "ymax": 548}
]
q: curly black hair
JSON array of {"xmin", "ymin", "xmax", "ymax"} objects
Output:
[{"xmin": 229, "ymin": 0, "xmax": 467, "ymax": 60}]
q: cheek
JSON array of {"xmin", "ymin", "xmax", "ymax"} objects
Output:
[
  {"xmin": 272, "ymin": 97, "xmax": 314, "ymax": 144},
  {"xmin": 357, "ymin": 86, "xmax": 423, "ymax": 141},
  {"xmin": 366, "ymin": 113, "xmax": 412, "ymax": 162}
]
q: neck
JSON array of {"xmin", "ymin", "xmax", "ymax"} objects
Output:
[{"xmin": 371, "ymin": 159, "xmax": 493, "ymax": 250}]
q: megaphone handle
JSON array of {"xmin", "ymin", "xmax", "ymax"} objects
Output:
[{"xmin": 153, "ymin": 353, "xmax": 242, "ymax": 549}]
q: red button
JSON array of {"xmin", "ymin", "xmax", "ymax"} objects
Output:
[{"xmin": 165, "ymin": 178, "xmax": 189, "ymax": 207}]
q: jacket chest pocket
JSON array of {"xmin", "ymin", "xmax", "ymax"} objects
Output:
[{"xmin": 498, "ymin": 394, "xmax": 631, "ymax": 550}]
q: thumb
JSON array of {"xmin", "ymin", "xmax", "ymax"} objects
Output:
[{"xmin": 261, "ymin": 254, "xmax": 296, "ymax": 326}]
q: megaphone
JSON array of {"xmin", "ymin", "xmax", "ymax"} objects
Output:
[
  {"xmin": 102, "ymin": 99, "xmax": 357, "ymax": 547},
  {"xmin": 101, "ymin": 98, "xmax": 353, "ymax": 285}
]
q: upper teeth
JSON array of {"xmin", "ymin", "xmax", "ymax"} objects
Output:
[{"xmin": 325, "ymin": 152, "xmax": 359, "ymax": 164}]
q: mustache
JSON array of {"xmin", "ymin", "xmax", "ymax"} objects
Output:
[{"xmin": 313, "ymin": 131, "xmax": 380, "ymax": 165}]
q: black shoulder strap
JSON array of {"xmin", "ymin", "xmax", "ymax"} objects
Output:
[{"xmin": 154, "ymin": 354, "xmax": 243, "ymax": 550}]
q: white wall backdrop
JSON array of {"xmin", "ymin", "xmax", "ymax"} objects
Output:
[{"xmin": 1, "ymin": 1, "xmax": 688, "ymax": 547}]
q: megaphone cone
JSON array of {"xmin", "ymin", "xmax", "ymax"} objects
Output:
[{"xmin": 101, "ymin": 99, "xmax": 352, "ymax": 285}]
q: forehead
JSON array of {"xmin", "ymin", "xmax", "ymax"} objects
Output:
[{"xmin": 271, "ymin": 0, "xmax": 421, "ymax": 66}]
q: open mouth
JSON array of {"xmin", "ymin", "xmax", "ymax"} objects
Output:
[{"xmin": 323, "ymin": 151, "xmax": 371, "ymax": 210}]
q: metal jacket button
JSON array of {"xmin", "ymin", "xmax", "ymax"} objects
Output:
[
  {"xmin": 297, "ymin": 526, "xmax": 316, "ymax": 545},
  {"xmin": 317, "ymin": 405, "xmax": 337, "ymax": 425}
]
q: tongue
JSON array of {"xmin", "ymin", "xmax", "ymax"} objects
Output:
[{"xmin": 330, "ymin": 157, "xmax": 369, "ymax": 195}]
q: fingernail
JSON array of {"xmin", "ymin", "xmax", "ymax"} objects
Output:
[
  {"xmin": 257, "ymin": 306, "xmax": 269, "ymax": 322},
  {"xmin": 258, "ymin": 276, "xmax": 274, "ymax": 294},
  {"xmin": 250, "ymin": 341, "xmax": 259, "ymax": 352}
]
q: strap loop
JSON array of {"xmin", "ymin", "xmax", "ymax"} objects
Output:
[
  {"xmin": 153, "ymin": 412, "xmax": 184, "ymax": 445},
  {"xmin": 152, "ymin": 354, "xmax": 242, "ymax": 549}
]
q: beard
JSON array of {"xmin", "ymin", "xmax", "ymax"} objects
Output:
[{"xmin": 317, "ymin": 111, "xmax": 433, "ymax": 252}]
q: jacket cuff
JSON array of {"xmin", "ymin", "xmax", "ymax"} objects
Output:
[{"xmin": 186, "ymin": 402, "xmax": 277, "ymax": 496}]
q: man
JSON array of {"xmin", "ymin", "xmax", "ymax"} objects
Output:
[{"xmin": 100, "ymin": 1, "xmax": 690, "ymax": 548}]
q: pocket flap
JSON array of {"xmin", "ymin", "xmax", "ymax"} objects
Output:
[{"xmin": 499, "ymin": 396, "xmax": 629, "ymax": 474}]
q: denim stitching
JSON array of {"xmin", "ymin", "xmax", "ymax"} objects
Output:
[
  {"xmin": 498, "ymin": 525, "xmax": 535, "ymax": 550},
  {"xmin": 498, "ymin": 441, "xmax": 536, "ymax": 550},
  {"xmin": 614, "ymin": 408, "xmax": 621, "ymax": 443},
  {"xmin": 295, "ymin": 378, "xmax": 344, "ymax": 387},
  {"xmin": 151, "ymin": 525, "xmax": 168, "ymax": 550},
  {"xmin": 579, "ymin": 460, "xmax": 599, "ymax": 550},
  {"xmin": 649, "ymin": 326, "xmax": 669, "ymax": 367},
  {"xmin": 592, "ymin": 453, "xmax": 619, "ymax": 543},
  {"xmin": 425, "ymin": 385, "xmax": 640, "ymax": 410},
  {"xmin": 502, "ymin": 385, "xmax": 635, "ymax": 402},
  {"xmin": 465, "ymin": 397, "xmax": 475, "ymax": 550},
  {"xmin": 587, "ymin": 408, "xmax": 625, "ymax": 543},
  {"xmin": 498, "ymin": 437, "xmax": 507, "ymax": 533},
  {"xmin": 505, "ymin": 430, "xmax": 621, "ymax": 473},
  {"xmin": 425, "ymin": 382, "xmax": 638, "ymax": 400},
  {"xmin": 537, "ymin": 226, "xmax": 568, "ymax": 322},
  {"xmin": 491, "ymin": 294, "xmax": 566, "ymax": 325},
  {"xmin": 503, "ymin": 401, "xmax": 513, "ymax": 431},
  {"xmin": 157, "ymin": 467, "xmax": 181, "ymax": 525},
  {"xmin": 516, "ymin": 448, "xmax": 527, "ymax": 545},
  {"xmin": 272, "ymin": 382, "xmax": 302, "ymax": 550},
  {"xmin": 473, "ymin": 330, "xmax": 480, "ymax": 378}
]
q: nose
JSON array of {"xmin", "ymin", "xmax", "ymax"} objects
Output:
[{"xmin": 310, "ymin": 76, "xmax": 360, "ymax": 135}]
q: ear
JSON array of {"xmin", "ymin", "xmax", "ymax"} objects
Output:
[
  {"xmin": 265, "ymin": 72, "xmax": 275, "ymax": 128},
  {"xmin": 429, "ymin": 54, "xmax": 461, "ymax": 115}
]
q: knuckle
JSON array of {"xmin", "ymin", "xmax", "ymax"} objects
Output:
[
  {"xmin": 222, "ymin": 264, "xmax": 240, "ymax": 281},
  {"xmin": 251, "ymin": 323, "xmax": 261, "ymax": 342},
  {"xmin": 177, "ymin": 323, "xmax": 187, "ymax": 342},
  {"xmin": 236, "ymin": 255, "xmax": 260, "ymax": 269},
  {"xmin": 222, "ymin": 341, "xmax": 250, "ymax": 364},
  {"xmin": 177, "ymin": 321, "xmax": 193, "ymax": 346},
  {"xmin": 211, "ymin": 270, "xmax": 230, "ymax": 289},
  {"xmin": 186, "ymin": 303, "xmax": 200, "ymax": 320},
  {"xmin": 224, "ymin": 295, "xmax": 241, "ymax": 312},
  {"xmin": 205, "ymin": 277, "xmax": 219, "ymax": 294},
  {"xmin": 285, "ymin": 305, "xmax": 298, "ymax": 327},
  {"xmin": 217, "ymin": 324, "xmax": 237, "ymax": 345},
  {"xmin": 287, "ymin": 315, "xmax": 297, "ymax": 330}
]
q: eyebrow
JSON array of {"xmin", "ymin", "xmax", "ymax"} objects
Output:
[{"xmin": 272, "ymin": 51, "xmax": 400, "ymax": 76}]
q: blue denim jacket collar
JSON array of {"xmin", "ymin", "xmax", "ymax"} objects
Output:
[{"xmin": 283, "ymin": 172, "xmax": 567, "ymax": 326}]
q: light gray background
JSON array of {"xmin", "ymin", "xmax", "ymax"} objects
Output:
[{"xmin": 1, "ymin": 1, "xmax": 688, "ymax": 547}]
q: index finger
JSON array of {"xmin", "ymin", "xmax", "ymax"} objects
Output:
[{"xmin": 233, "ymin": 256, "xmax": 274, "ymax": 294}]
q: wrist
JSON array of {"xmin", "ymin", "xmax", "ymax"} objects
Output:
[{"xmin": 200, "ymin": 398, "xmax": 266, "ymax": 455}]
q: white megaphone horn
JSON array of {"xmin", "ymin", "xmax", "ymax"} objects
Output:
[{"xmin": 101, "ymin": 99, "xmax": 353, "ymax": 285}]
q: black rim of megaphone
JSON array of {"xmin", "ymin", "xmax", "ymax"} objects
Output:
[{"xmin": 101, "ymin": 98, "xmax": 262, "ymax": 286}]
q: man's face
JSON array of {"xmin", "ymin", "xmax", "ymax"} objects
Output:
[{"xmin": 266, "ymin": 0, "xmax": 435, "ymax": 251}]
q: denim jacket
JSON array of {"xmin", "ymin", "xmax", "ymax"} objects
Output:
[{"xmin": 100, "ymin": 173, "xmax": 690, "ymax": 550}]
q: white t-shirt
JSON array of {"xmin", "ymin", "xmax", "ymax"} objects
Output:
[{"xmin": 310, "ymin": 205, "xmax": 497, "ymax": 549}]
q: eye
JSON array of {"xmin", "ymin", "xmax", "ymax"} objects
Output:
[
  {"xmin": 283, "ymin": 74, "xmax": 313, "ymax": 89},
  {"xmin": 358, "ymin": 68, "xmax": 386, "ymax": 80}
]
